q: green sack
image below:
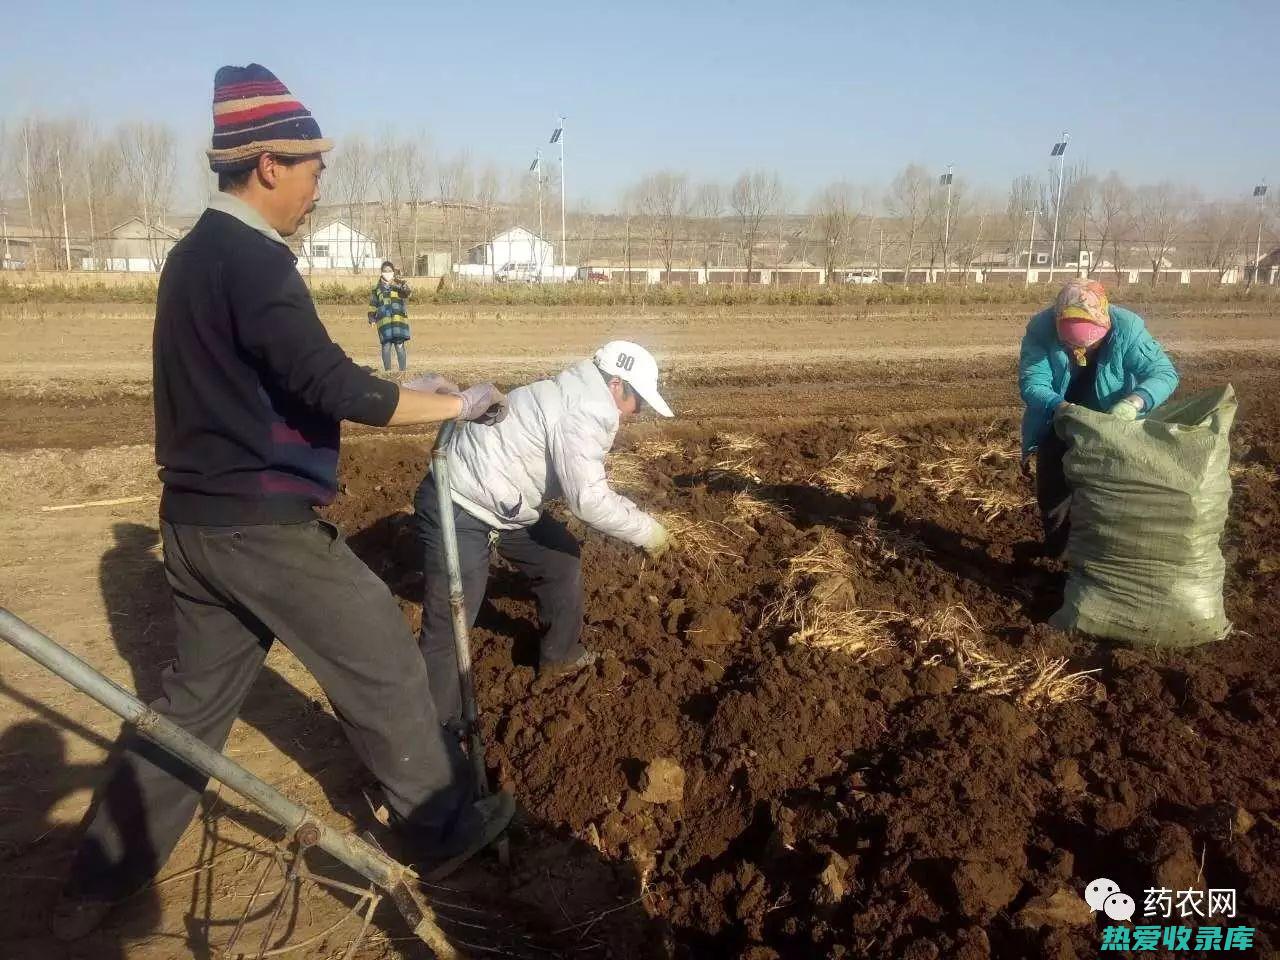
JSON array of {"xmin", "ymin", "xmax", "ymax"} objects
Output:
[{"xmin": 1049, "ymin": 385, "xmax": 1236, "ymax": 647}]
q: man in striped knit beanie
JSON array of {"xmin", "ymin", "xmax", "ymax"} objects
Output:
[{"xmin": 54, "ymin": 64, "xmax": 512, "ymax": 941}]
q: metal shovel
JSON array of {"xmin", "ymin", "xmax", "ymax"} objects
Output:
[{"xmin": 430, "ymin": 421, "xmax": 510, "ymax": 869}]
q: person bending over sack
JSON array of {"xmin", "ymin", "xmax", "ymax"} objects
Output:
[{"xmin": 1018, "ymin": 278, "xmax": 1179, "ymax": 557}]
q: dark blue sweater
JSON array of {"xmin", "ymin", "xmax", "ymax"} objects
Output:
[{"xmin": 154, "ymin": 208, "xmax": 399, "ymax": 524}]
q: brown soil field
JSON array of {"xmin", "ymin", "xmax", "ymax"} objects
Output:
[{"xmin": 0, "ymin": 301, "xmax": 1277, "ymax": 959}]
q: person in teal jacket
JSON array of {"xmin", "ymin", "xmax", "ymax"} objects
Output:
[{"xmin": 1018, "ymin": 278, "xmax": 1179, "ymax": 556}]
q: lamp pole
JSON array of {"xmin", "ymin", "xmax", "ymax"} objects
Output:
[{"xmin": 1048, "ymin": 132, "xmax": 1069, "ymax": 283}]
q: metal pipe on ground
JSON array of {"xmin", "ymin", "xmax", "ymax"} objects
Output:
[{"xmin": 0, "ymin": 607, "xmax": 461, "ymax": 960}]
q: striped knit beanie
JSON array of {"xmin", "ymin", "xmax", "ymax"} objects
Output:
[{"xmin": 206, "ymin": 64, "xmax": 333, "ymax": 172}]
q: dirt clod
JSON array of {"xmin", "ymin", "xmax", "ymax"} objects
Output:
[
  {"xmin": 638, "ymin": 757, "xmax": 686, "ymax": 805},
  {"xmin": 1014, "ymin": 889, "xmax": 1095, "ymax": 929},
  {"xmin": 685, "ymin": 605, "xmax": 740, "ymax": 646},
  {"xmin": 950, "ymin": 860, "xmax": 1021, "ymax": 920}
]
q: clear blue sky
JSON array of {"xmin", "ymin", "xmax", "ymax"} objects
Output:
[{"xmin": 3, "ymin": 0, "xmax": 1277, "ymax": 210}]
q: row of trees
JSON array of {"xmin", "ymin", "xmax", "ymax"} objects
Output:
[
  {"xmin": 1, "ymin": 118, "xmax": 179, "ymax": 269},
  {"xmin": 616, "ymin": 165, "xmax": 1276, "ymax": 285},
  {"xmin": 3, "ymin": 113, "xmax": 1275, "ymax": 283}
]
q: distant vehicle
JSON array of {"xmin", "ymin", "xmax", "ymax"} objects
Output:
[
  {"xmin": 843, "ymin": 271, "xmax": 881, "ymax": 284},
  {"xmin": 495, "ymin": 262, "xmax": 541, "ymax": 283},
  {"xmin": 586, "ymin": 271, "xmax": 608, "ymax": 284}
]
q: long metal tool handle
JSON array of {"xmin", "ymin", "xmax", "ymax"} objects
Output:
[
  {"xmin": 0, "ymin": 607, "xmax": 460, "ymax": 960},
  {"xmin": 431, "ymin": 420, "xmax": 490, "ymax": 797}
]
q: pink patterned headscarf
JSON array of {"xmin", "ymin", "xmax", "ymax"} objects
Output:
[{"xmin": 1055, "ymin": 279, "xmax": 1111, "ymax": 365}]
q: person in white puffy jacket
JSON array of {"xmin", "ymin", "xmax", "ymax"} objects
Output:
[{"xmin": 412, "ymin": 340, "xmax": 674, "ymax": 726}]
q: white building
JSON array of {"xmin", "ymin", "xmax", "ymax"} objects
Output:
[
  {"xmin": 299, "ymin": 220, "xmax": 380, "ymax": 272},
  {"xmin": 80, "ymin": 218, "xmax": 180, "ymax": 272},
  {"xmin": 457, "ymin": 226, "xmax": 572, "ymax": 280}
]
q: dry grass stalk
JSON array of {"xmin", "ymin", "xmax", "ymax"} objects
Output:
[
  {"xmin": 716, "ymin": 432, "xmax": 764, "ymax": 455},
  {"xmin": 791, "ymin": 608, "xmax": 899, "ymax": 660},
  {"xmin": 1017, "ymin": 653, "xmax": 1103, "ymax": 707},
  {"xmin": 1230, "ymin": 462, "xmax": 1278, "ymax": 485},
  {"xmin": 764, "ymin": 530, "xmax": 857, "ymax": 626},
  {"xmin": 814, "ymin": 431, "xmax": 908, "ymax": 494},
  {"xmin": 973, "ymin": 441, "xmax": 1021, "ymax": 464},
  {"xmin": 913, "ymin": 604, "xmax": 1098, "ymax": 706},
  {"xmin": 608, "ymin": 453, "xmax": 648, "ymax": 493},
  {"xmin": 783, "ymin": 531, "xmax": 857, "ymax": 582},
  {"xmin": 727, "ymin": 490, "xmax": 778, "ymax": 525},
  {"xmin": 658, "ymin": 511, "xmax": 742, "ymax": 582},
  {"xmin": 858, "ymin": 429, "xmax": 908, "ymax": 451},
  {"xmin": 849, "ymin": 517, "xmax": 927, "ymax": 564},
  {"xmin": 917, "ymin": 456, "xmax": 974, "ymax": 499},
  {"xmin": 920, "ymin": 455, "xmax": 1031, "ymax": 521},
  {"xmin": 634, "ymin": 437, "xmax": 685, "ymax": 460},
  {"xmin": 710, "ymin": 456, "xmax": 764, "ymax": 484},
  {"xmin": 966, "ymin": 489, "xmax": 1035, "ymax": 522}
]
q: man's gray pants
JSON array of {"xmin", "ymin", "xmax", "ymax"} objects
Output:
[
  {"xmin": 68, "ymin": 519, "xmax": 470, "ymax": 900},
  {"xmin": 413, "ymin": 474, "xmax": 585, "ymax": 726}
]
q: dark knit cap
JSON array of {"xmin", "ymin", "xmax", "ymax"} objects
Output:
[{"xmin": 206, "ymin": 63, "xmax": 333, "ymax": 172}]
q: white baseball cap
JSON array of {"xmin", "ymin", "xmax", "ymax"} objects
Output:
[{"xmin": 592, "ymin": 340, "xmax": 673, "ymax": 418}]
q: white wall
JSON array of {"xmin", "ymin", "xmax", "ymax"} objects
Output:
[
  {"xmin": 485, "ymin": 232, "xmax": 555, "ymax": 270},
  {"xmin": 300, "ymin": 221, "xmax": 380, "ymax": 271}
]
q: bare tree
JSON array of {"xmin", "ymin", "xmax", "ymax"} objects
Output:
[
  {"xmin": 474, "ymin": 164, "xmax": 501, "ymax": 271},
  {"xmin": 118, "ymin": 122, "xmax": 178, "ymax": 269},
  {"xmin": 691, "ymin": 182, "xmax": 722, "ymax": 280},
  {"xmin": 79, "ymin": 128, "xmax": 125, "ymax": 270},
  {"xmin": 18, "ymin": 118, "xmax": 71, "ymax": 269},
  {"xmin": 811, "ymin": 182, "xmax": 864, "ymax": 282},
  {"xmin": 329, "ymin": 135, "xmax": 373, "ymax": 273},
  {"xmin": 932, "ymin": 174, "xmax": 968, "ymax": 279},
  {"xmin": 403, "ymin": 135, "xmax": 431, "ymax": 273},
  {"xmin": 1005, "ymin": 175, "xmax": 1038, "ymax": 267},
  {"xmin": 1084, "ymin": 172, "xmax": 1131, "ymax": 277},
  {"xmin": 886, "ymin": 164, "xmax": 930, "ymax": 283},
  {"xmin": 729, "ymin": 170, "xmax": 781, "ymax": 283},
  {"xmin": 1190, "ymin": 200, "xmax": 1252, "ymax": 281},
  {"xmin": 437, "ymin": 151, "xmax": 472, "ymax": 265},
  {"xmin": 633, "ymin": 171, "xmax": 689, "ymax": 281},
  {"xmin": 946, "ymin": 186, "xmax": 994, "ymax": 282},
  {"xmin": 372, "ymin": 133, "xmax": 409, "ymax": 268},
  {"xmin": 1133, "ymin": 182, "xmax": 1197, "ymax": 286},
  {"xmin": 1038, "ymin": 161, "xmax": 1087, "ymax": 272}
]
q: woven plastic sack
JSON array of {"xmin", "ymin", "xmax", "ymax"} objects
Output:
[{"xmin": 1049, "ymin": 385, "xmax": 1236, "ymax": 647}]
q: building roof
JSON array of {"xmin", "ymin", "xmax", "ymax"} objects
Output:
[
  {"xmin": 302, "ymin": 219, "xmax": 377, "ymax": 242},
  {"xmin": 466, "ymin": 226, "xmax": 552, "ymax": 254},
  {"xmin": 106, "ymin": 217, "xmax": 182, "ymax": 241}
]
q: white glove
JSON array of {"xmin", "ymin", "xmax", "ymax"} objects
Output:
[
  {"xmin": 454, "ymin": 383, "xmax": 508, "ymax": 425},
  {"xmin": 644, "ymin": 523, "xmax": 673, "ymax": 559},
  {"xmin": 1109, "ymin": 395, "xmax": 1144, "ymax": 421}
]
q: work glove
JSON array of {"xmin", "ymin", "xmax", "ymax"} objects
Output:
[
  {"xmin": 454, "ymin": 383, "xmax": 508, "ymax": 425},
  {"xmin": 644, "ymin": 523, "xmax": 673, "ymax": 560},
  {"xmin": 1109, "ymin": 395, "xmax": 1144, "ymax": 421},
  {"xmin": 403, "ymin": 373, "xmax": 460, "ymax": 395}
]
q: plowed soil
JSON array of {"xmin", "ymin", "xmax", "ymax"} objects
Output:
[
  {"xmin": 326, "ymin": 400, "xmax": 1280, "ymax": 960},
  {"xmin": 1, "ymin": 301, "xmax": 1277, "ymax": 959}
]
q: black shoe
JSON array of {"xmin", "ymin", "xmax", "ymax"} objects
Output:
[{"xmin": 421, "ymin": 791, "xmax": 516, "ymax": 881}]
